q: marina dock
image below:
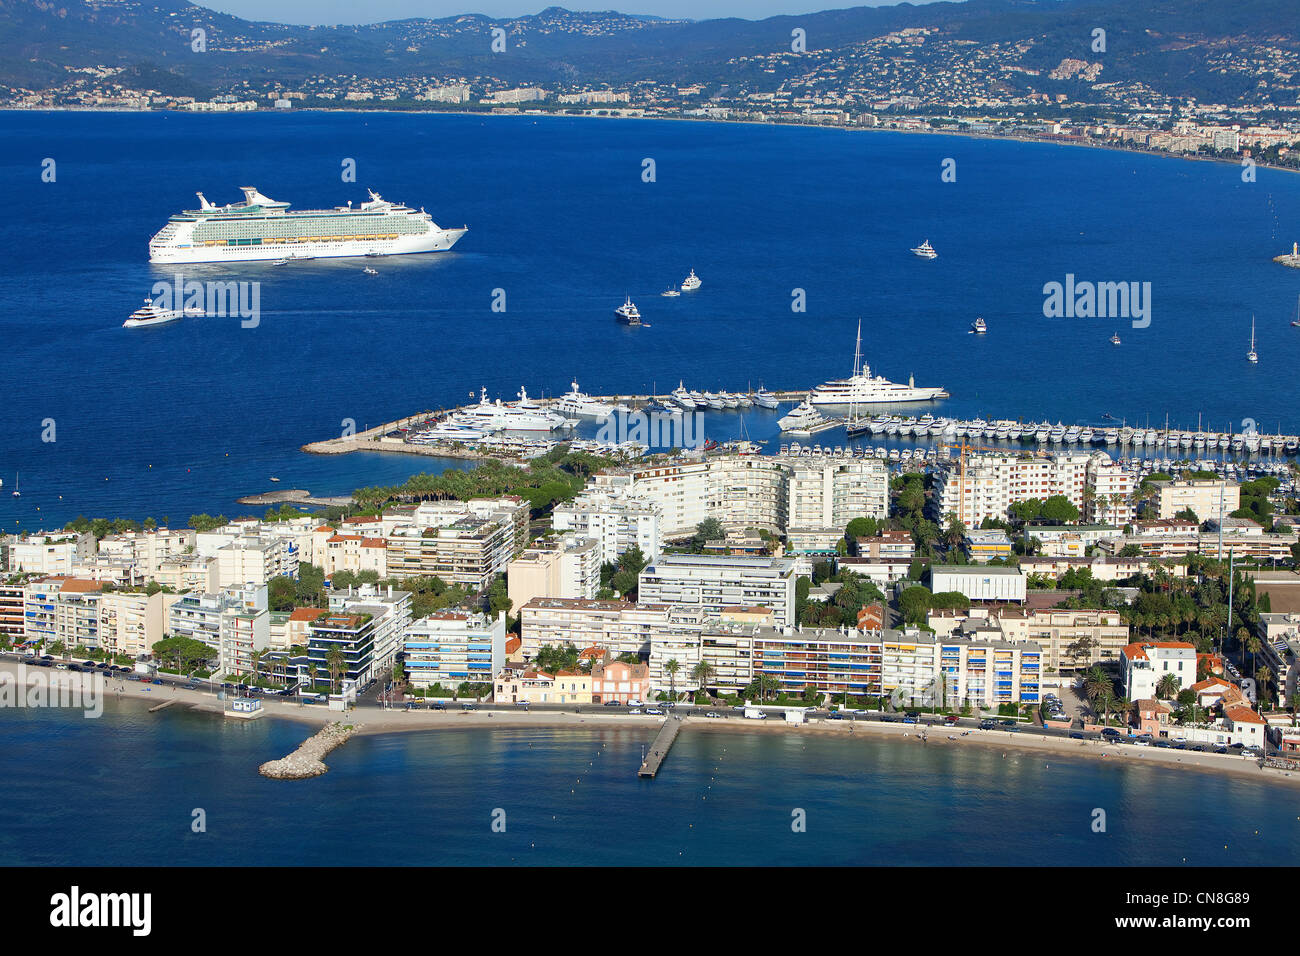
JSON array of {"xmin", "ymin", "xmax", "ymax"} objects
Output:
[{"xmin": 638, "ymin": 717, "xmax": 683, "ymax": 778}]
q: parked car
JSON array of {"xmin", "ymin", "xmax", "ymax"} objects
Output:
[
  {"xmin": 628, "ymin": 708, "xmax": 641, "ymax": 715},
  {"xmin": 704, "ymin": 711, "xmax": 721, "ymax": 719},
  {"xmin": 603, "ymin": 700, "xmax": 621, "ymax": 707},
  {"xmin": 645, "ymin": 707, "xmax": 664, "ymax": 716},
  {"xmin": 1101, "ymin": 727, "xmax": 1122, "ymax": 739},
  {"xmin": 431, "ymin": 702, "xmax": 445, "ymax": 711},
  {"xmin": 1069, "ymin": 731, "xmax": 1085, "ymax": 739},
  {"xmin": 460, "ymin": 703, "xmax": 475, "ymax": 711},
  {"xmin": 979, "ymin": 719, "xmax": 997, "ymax": 730},
  {"xmin": 943, "ymin": 715, "xmax": 960, "ymax": 725},
  {"xmin": 827, "ymin": 712, "xmax": 843, "ymax": 720},
  {"xmin": 1241, "ymin": 746, "xmax": 1262, "ymax": 758}
]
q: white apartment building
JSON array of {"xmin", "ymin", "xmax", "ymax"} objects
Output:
[
  {"xmin": 1121, "ymin": 641, "xmax": 1197, "ymax": 700},
  {"xmin": 932, "ymin": 452, "xmax": 1095, "ymax": 526},
  {"xmin": 1149, "ymin": 479, "xmax": 1240, "ymax": 522},
  {"xmin": 518, "ymin": 598, "xmax": 704, "ymax": 659},
  {"xmin": 637, "ymin": 554, "xmax": 799, "ymax": 627},
  {"xmin": 167, "ymin": 583, "xmax": 268, "ymax": 655},
  {"xmin": 928, "ymin": 605, "xmax": 1131, "ymax": 671},
  {"xmin": 98, "ymin": 590, "xmax": 180, "ymax": 659},
  {"xmin": 587, "ymin": 453, "xmax": 888, "ymax": 542},
  {"xmin": 876, "ymin": 631, "xmax": 1043, "ymax": 708},
  {"xmin": 219, "ymin": 605, "xmax": 270, "ymax": 678},
  {"xmin": 552, "ymin": 494, "xmax": 662, "ymax": 560},
  {"xmin": 213, "ymin": 535, "xmax": 299, "ymax": 588},
  {"xmin": 1085, "ymin": 457, "xmax": 1136, "ymax": 525},
  {"xmin": 404, "ymin": 610, "xmax": 507, "ymax": 689},
  {"xmin": 5, "ymin": 532, "xmax": 96, "ymax": 575},
  {"xmin": 22, "ymin": 577, "xmax": 101, "ymax": 649},
  {"xmin": 97, "ymin": 529, "xmax": 197, "ymax": 575},
  {"xmin": 507, "ymin": 534, "xmax": 602, "ymax": 610}
]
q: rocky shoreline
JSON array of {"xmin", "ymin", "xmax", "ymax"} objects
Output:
[{"xmin": 259, "ymin": 722, "xmax": 356, "ymax": 780}]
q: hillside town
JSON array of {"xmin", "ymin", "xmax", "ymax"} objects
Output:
[
  {"xmin": 4, "ymin": 444, "xmax": 1300, "ymax": 762},
  {"xmin": 5, "ymin": 19, "xmax": 1300, "ymax": 169}
]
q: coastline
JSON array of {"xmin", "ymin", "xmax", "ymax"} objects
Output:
[
  {"xmin": 5, "ymin": 107, "xmax": 1297, "ymax": 180},
  {"xmin": 14, "ymin": 664, "xmax": 1295, "ymax": 789}
]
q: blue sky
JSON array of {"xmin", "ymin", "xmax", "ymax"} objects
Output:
[{"xmin": 198, "ymin": 1, "xmax": 927, "ymax": 25}]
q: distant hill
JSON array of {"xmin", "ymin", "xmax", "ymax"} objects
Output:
[{"xmin": 1, "ymin": 0, "xmax": 1295, "ymax": 103}]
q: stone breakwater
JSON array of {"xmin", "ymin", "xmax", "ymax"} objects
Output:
[{"xmin": 259, "ymin": 722, "xmax": 356, "ymax": 780}]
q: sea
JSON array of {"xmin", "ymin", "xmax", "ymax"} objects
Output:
[
  {"xmin": 0, "ymin": 699, "xmax": 1296, "ymax": 866},
  {"xmin": 3, "ymin": 111, "xmax": 1300, "ymax": 865},
  {"xmin": 1, "ymin": 110, "xmax": 1299, "ymax": 531}
]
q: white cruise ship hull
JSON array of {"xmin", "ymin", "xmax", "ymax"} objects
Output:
[{"xmin": 150, "ymin": 226, "xmax": 467, "ymax": 264}]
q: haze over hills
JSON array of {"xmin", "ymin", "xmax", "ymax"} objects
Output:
[{"xmin": 2, "ymin": 0, "xmax": 1297, "ymax": 108}]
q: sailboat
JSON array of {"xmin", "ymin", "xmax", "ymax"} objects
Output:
[
  {"xmin": 1247, "ymin": 316, "xmax": 1258, "ymax": 364},
  {"xmin": 1291, "ymin": 294, "xmax": 1300, "ymax": 328},
  {"xmin": 11, "ymin": 472, "xmax": 19, "ymax": 498}
]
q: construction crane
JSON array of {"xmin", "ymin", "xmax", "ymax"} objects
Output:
[{"xmin": 936, "ymin": 441, "xmax": 1052, "ymax": 527}]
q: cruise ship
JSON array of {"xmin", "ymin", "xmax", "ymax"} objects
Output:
[
  {"xmin": 809, "ymin": 321, "xmax": 948, "ymax": 406},
  {"xmin": 148, "ymin": 188, "xmax": 467, "ymax": 264}
]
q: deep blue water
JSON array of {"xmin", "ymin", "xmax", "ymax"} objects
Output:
[
  {"xmin": 0, "ymin": 701, "xmax": 1296, "ymax": 865},
  {"xmin": 1, "ymin": 110, "xmax": 1299, "ymax": 532}
]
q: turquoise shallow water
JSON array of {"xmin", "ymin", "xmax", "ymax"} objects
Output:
[
  {"xmin": 1, "ymin": 111, "xmax": 1298, "ymax": 530},
  {"xmin": 0, "ymin": 700, "xmax": 1295, "ymax": 865}
]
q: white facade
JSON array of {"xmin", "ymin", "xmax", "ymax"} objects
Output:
[
  {"xmin": 637, "ymin": 554, "xmax": 799, "ymax": 627},
  {"xmin": 404, "ymin": 611, "xmax": 507, "ymax": 689},
  {"xmin": 930, "ymin": 566, "xmax": 1028, "ymax": 603}
]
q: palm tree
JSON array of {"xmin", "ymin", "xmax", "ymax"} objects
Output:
[
  {"xmin": 664, "ymin": 658, "xmax": 680, "ymax": 701},
  {"xmin": 1256, "ymin": 666, "xmax": 1275, "ymax": 707},
  {"xmin": 1113, "ymin": 696, "xmax": 1132, "ymax": 730},
  {"xmin": 249, "ymin": 648, "xmax": 264, "ymax": 686},
  {"xmin": 1083, "ymin": 666, "xmax": 1113, "ymax": 715},
  {"xmin": 326, "ymin": 647, "xmax": 345, "ymax": 695},
  {"xmin": 1246, "ymin": 634, "xmax": 1262, "ymax": 679},
  {"xmin": 690, "ymin": 660, "xmax": 715, "ymax": 698},
  {"xmin": 1155, "ymin": 673, "xmax": 1181, "ymax": 700}
]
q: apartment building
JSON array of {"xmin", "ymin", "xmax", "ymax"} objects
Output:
[
  {"xmin": 518, "ymin": 597, "xmax": 704, "ymax": 659},
  {"xmin": 327, "ymin": 584, "xmax": 413, "ymax": 679},
  {"xmin": 493, "ymin": 668, "xmax": 592, "ymax": 704},
  {"xmin": 507, "ymin": 534, "xmax": 602, "ymax": 610},
  {"xmin": 22, "ymin": 577, "xmax": 102, "ymax": 650},
  {"xmin": 552, "ymin": 494, "xmax": 662, "ymax": 560},
  {"xmin": 928, "ymin": 606, "xmax": 1130, "ymax": 671},
  {"xmin": 586, "ymin": 452, "xmax": 888, "ymax": 543},
  {"xmin": 97, "ymin": 528, "xmax": 197, "ymax": 575},
  {"xmin": 932, "ymin": 452, "xmax": 1094, "ymax": 526},
  {"xmin": 637, "ymin": 554, "xmax": 798, "ymax": 627},
  {"xmin": 306, "ymin": 612, "xmax": 379, "ymax": 694},
  {"xmin": 877, "ymin": 630, "xmax": 1043, "ymax": 708},
  {"xmin": 219, "ymin": 605, "xmax": 270, "ymax": 678},
  {"xmin": 97, "ymin": 590, "xmax": 180, "ymax": 659},
  {"xmin": 5, "ymin": 532, "xmax": 96, "ymax": 575},
  {"xmin": 404, "ymin": 610, "xmax": 506, "ymax": 689},
  {"xmin": 590, "ymin": 659, "xmax": 651, "ymax": 704},
  {"xmin": 1121, "ymin": 641, "xmax": 1197, "ymax": 700},
  {"xmin": 1084, "ymin": 456, "xmax": 1136, "ymax": 525},
  {"xmin": 1148, "ymin": 478, "xmax": 1240, "ymax": 522},
  {"xmin": 320, "ymin": 534, "xmax": 388, "ymax": 578},
  {"xmin": 0, "ymin": 581, "xmax": 23, "ymax": 644},
  {"xmin": 167, "ymin": 583, "xmax": 268, "ymax": 655},
  {"xmin": 213, "ymin": 535, "xmax": 299, "ymax": 588}
]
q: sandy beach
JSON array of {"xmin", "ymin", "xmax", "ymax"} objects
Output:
[{"xmin": 8, "ymin": 661, "xmax": 1294, "ymax": 788}]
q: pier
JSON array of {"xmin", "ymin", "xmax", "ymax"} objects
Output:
[
  {"xmin": 638, "ymin": 717, "xmax": 683, "ymax": 778},
  {"xmin": 147, "ymin": 699, "xmax": 177, "ymax": 713},
  {"xmin": 259, "ymin": 722, "xmax": 356, "ymax": 779}
]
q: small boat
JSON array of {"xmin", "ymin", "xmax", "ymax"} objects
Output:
[
  {"xmin": 269, "ymin": 477, "xmax": 281, "ymax": 483},
  {"xmin": 680, "ymin": 269, "xmax": 702, "ymax": 292},
  {"xmin": 615, "ymin": 296, "xmax": 642, "ymax": 325},
  {"xmin": 910, "ymin": 239, "xmax": 937, "ymax": 259},
  {"xmin": 1110, "ymin": 332, "xmax": 1121, "ymax": 345},
  {"xmin": 365, "ymin": 250, "xmax": 385, "ymax": 258},
  {"xmin": 970, "ymin": 317, "xmax": 987, "ymax": 334},
  {"xmin": 272, "ymin": 257, "xmax": 290, "ymax": 266},
  {"xmin": 1291, "ymin": 294, "xmax": 1300, "ymax": 328},
  {"xmin": 11, "ymin": 472, "xmax": 18, "ymax": 497},
  {"xmin": 1247, "ymin": 316, "xmax": 1258, "ymax": 364},
  {"xmin": 661, "ymin": 288, "xmax": 680, "ymax": 297},
  {"xmin": 363, "ymin": 267, "xmax": 378, "ymax": 276}
]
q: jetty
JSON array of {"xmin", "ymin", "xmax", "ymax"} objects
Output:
[
  {"xmin": 638, "ymin": 717, "xmax": 683, "ymax": 778},
  {"xmin": 259, "ymin": 722, "xmax": 356, "ymax": 780},
  {"xmin": 1274, "ymin": 242, "xmax": 1300, "ymax": 268},
  {"xmin": 148, "ymin": 699, "xmax": 177, "ymax": 713},
  {"xmin": 236, "ymin": 489, "xmax": 355, "ymax": 507}
]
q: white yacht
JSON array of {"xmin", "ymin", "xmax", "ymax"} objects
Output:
[
  {"xmin": 1110, "ymin": 332, "xmax": 1121, "ymax": 345},
  {"xmin": 778, "ymin": 397, "xmax": 837, "ymax": 435},
  {"xmin": 1049, "ymin": 423, "xmax": 1066, "ymax": 443},
  {"xmin": 970, "ymin": 317, "xmax": 987, "ymax": 334},
  {"xmin": 671, "ymin": 383, "xmax": 699, "ymax": 409},
  {"xmin": 700, "ymin": 392, "xmax": 725, "ymax": 409},
  {"xmin": 680, "ymin": 269, "xmax": 702, "ymax": 292},
  {"xmin": 661, "ymin": 288, "xmax": 680, "ymax": 297},
  {"xmin": 810, "ymin": 320, "xmax": 947, "ymax": 406},
  {"xmin": 122, "ymin": 297, "xmax": 202, "ymax": 328},
  {"xmin": 753, "ymin": 388, "xmax": 779, "ymax": 409},
  {"xmin": 455, "ymin": 387, "xmax": 573, "ymax": 433},
  {"xmin": 1247, "ymin": 316, "xmax": 1258, "ymax": 363},
  {"xmin": 911, "ymin": 240, "xmax": 937, "ymax": 259},
  {"xmin": 615, "ymin": 296, "xmax": 642, "ymax": 325},
  {"xmin": 556, "ymin": 380, "xmax": 622, "ymax": 419},
  {"xmin": 363, "ymin": 266, "xmax": 378, "ymax": 276}
]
